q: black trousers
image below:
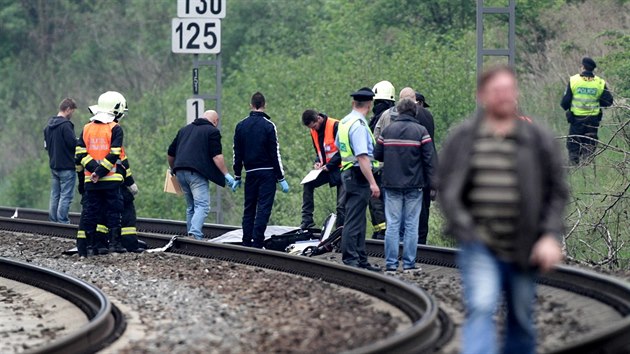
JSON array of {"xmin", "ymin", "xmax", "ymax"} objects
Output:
[
  {"xmin": 368, "ymin": 169, "xmax": 386, "ymax": 235},
  {"xmin": 81, "ymin": 187, "xmax": 122, "ymax": 234},
  {"xmin": 567, "ymin": 115, "xmax": 600, "ymax": 165},
  {"xmin": 340, "ymin": 169, "xmax": 370, "ymax": 267},
  {"xmin": 417, "ymin": 187, "xmax": 431, "ymax": 245},
  {"xmin": 301, "ymin": 171, "xmax": 345, "ymax": 227},
  {"xmin": 242, "ymin": 170, "xmax": 277, "ymax": 248}
]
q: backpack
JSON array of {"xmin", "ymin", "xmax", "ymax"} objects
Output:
[{"xmin": 264, "ymin": 229, "xmax": 317, "ymax": 251}]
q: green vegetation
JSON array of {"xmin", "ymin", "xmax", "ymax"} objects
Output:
[{"xmin": 0, "ymin": 0, "xmax": 627, "ymax": 266}]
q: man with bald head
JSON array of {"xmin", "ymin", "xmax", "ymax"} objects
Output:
[{"xmin": 168, "ymin": 110, "xmax": 235, "ymax": 239}]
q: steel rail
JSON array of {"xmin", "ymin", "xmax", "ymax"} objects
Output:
[
  {"xmin": 0, "ymin": 257, "xmax": 125, "ymax": 354},
  {"xmin": 364, "ymin": 240, "xmax": 630, "ymax": 354},
  {"xmin": 7, "ymin": 206, "xmax": 630, "ymax": 352},
  {"xmin": 0, "ymin": 216, "xmax": 449, "ymax": 354}
]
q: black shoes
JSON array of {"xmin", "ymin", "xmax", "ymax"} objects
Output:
[
  {"xmin": 300, "ymin": 222, "xmax": 316, "ymax": 230},
  {"xmin": 359, "ymin": 263, "xmax": 382, "ymax": 272}
]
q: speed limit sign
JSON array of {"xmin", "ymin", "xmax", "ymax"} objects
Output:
[
  {"xmin": 172, "ymin": 18, "xmax": 221, "ymax": 54},
  {"xmin": 177, "ymin": 0, "xmax": 226, "ymax": 18}
]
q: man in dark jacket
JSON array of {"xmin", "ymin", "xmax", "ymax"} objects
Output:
[
  {"xmin": 232, "ymin": 92, "xmax": 289, "ymax": 248},
  {"xmin": 415, "ymin": 92, "xmax": 436, "ymax": 245},
  {"xmin": 168, "ymin": 110, "xmax": 235, "ymax": 240},
  {"xmin": 438, "ymin": 66, "xmax": 567, "ymax": 354},
  {"xmin": 375, "ymin": 98, "xmax": 433, "ymax": 273},
  {"xmin": 300, "ymin": 110, "xmax": 344, "ymax": 229},
  {"xmin": 44, "ymin": 98, "xmax": 78, "ymax": 224},
  {"xmin": 560, "ymin": 57, "xmax": 614, "ymax": 165}
]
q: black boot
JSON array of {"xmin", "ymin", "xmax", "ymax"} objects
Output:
[
  {"xmin": 86, "ymin": 232, "xmax": 97, "ymax": 257},
  {"xmin": 77, "ymin": 236, "xmax": 88, "ymax": 257},
  {"xmin": 95, "ymin": 232, "xmax": 109, "ymax": 255},
  {"xmin": 110, "ymin": 228, "xmax": 127, "ymax": 253}
]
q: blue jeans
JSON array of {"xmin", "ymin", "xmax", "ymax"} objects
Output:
[
  {"xmin": 384, "ymin": 188, "xmax": 423, "ymax": 270},
  {"xmin": 49, "ymin": 169, "xmax": 76, "ymax": 224},
  {"xmin": 458, "ymin": 242, "xmax": 536, "ymax": 354},
  {"xmin": 176, "ymin": 170, "xmax": 210, "ymax": 240}
]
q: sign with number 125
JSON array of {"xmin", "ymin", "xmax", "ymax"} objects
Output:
[{"xmin": 172, "ymin": 18, "xmax": 221, "ymax": 54}]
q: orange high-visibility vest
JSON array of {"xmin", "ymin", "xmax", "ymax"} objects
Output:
[
  {"xmin": 82, "ymin": 122, "xmax": 124, "ymax": 183},
  {"xmin": 310, "ymin": 117, "xmax": 339, "ymax": 165}
]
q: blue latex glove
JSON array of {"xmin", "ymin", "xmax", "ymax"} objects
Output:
[
  {"xmin": 232, "ymin": 178, "xmax": 241, "ymax": 192},
  {"xmin": 279, "ymin": 179, "xmax": 290, "ymax": 193},
  {"xmin": 224, "ymin": 173, "xmax": 235, "ymax": 189}
]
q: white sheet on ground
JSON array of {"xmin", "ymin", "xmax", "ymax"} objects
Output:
[{"xmin": 209, "ymin": 225, "xmax": 300, "ymax": 244}]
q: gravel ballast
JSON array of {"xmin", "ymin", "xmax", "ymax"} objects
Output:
[{"xmin": 0, "ymin": 232, "xmax": 404, "ymax": 354}]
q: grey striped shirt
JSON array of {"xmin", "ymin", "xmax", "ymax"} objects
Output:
[{"xmin": 467, "ymin": 124, "xmax": 520, "ymax": 261}]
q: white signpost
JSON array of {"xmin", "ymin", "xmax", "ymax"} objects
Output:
[
  {"xmin": 186, "ymin": 98, "xmax": 205, "ymax": 124},
  {"xmin": 177, "ymin": 0, "xmax": 226, "ymax": 18},
  {"xmin": 171, "ymin": 18, "xmax": 221, "ymax": 54}
]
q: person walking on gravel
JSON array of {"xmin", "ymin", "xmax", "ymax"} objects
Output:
[
  {"xmin": 168, "ymin": 110, "xmax": 235, "ymax": 240},
  {"xmin": 232, "ymin": 92, "xmax": 289, "ymax": 248},
  {"xmin": 374, "ymin": 97, "xmax": 434, "ymax": 274},
  {"xmin": 438, "ymin": 66, "xmax": 568, "ymax": 354},
  {"xmin": 335, "ymin": 87, "xmax": 381, "ymax": 272},
  {"xmin": 44, "ymin": 98, "xmax": 78, "ymax": 224}
]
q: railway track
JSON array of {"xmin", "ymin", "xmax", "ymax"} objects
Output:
[
  {"xmin": 0, "ymin": 257, "xmax": 125, "ymax": 354},
  {"xmin": 3, "ymin": 206, "xmax": 630, "ymax": 353},
  {"xmin": 0, "ymin": 210, "xmax": 451, "ymax": 354}
]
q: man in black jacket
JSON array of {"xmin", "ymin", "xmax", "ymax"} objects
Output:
[
  {"xmin": 374, "ymin": 98, "xmax": 434, "ymax": 273},
  {"xmin": 168, "ymin": 110, "xmax": 235, "ymax": 240},
  {"xmin": 438, "ymin": 66, "xmax": 567, "ymax": 354},
  {"xmin": 300, "ymin": 110, "xmax": 344, "ymax": 229},
  {"xmin": 415, "ymin": 92, "xmax": 437, "ymax": 245},
  {"xmin": 233, "ymin": 92, "xmax": 289, "ymax": 248},
  {"xmin": 44, "ymin": 98, "xmax": 77, "ymax": 224}
]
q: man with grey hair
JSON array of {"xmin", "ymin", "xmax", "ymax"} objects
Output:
[{"xmin": 374, "ymin": 97, "xmax": 434, "ymax": 273}]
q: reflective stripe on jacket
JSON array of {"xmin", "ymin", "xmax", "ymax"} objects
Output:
[
  {"xmin": 310, "ymin": 117, "xmax": 339, "ymax": 164},
  {"xmin": 570, "ymin": 74, "xmax": 605, "ymax": 116}
]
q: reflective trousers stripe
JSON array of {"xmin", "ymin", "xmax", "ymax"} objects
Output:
[
  {"xmin": 121, "ymin": 227, "xmax": 137, "ymax": 236},
  {"xmin": 373, "ymin": 222, "xmax": 387, "ymax": 232},
  {"xmin": 96, "ymin": 224, "xmax": 109, "ymax": 234},
  {"xmin": 77, "ymin": 230, "xmax": 86, "ymax": 239}
]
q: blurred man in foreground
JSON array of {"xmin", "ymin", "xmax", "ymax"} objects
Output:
[{"xmin": 438, "ymin": 66, "xmax": 568, "ymax": 354}]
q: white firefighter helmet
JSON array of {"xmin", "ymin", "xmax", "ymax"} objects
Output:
[
  {"xmin": 89, "ymin": 91, "xmax": 127, "ymax": 122},
  {"xmin": 372, "ymin": 81, "xmax": 395, "ymax": 101}
]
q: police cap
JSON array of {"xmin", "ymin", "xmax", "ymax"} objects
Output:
[
  {"xmin": 582, "ymin": 57, "xmax": 597, "ymax": 71},
  {"xmin": 350, "ymin": 87, "xmax": 375, "ymax": 102}
]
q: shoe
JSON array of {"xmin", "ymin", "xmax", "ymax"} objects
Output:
[
  {"xmin": 403, "ymin": 266, "xmax": 422, "ymax": 274},
  {"xmin": 371, "ymin": 231, "xmax": 385, "ymax": 240},
  {"xmin": 360, "ymin": 263, "xmax": 382, "ymax": 272},
  {"xmin": 300, "ymin": 222, "xmax": 316, "ymax": 230},
  {"xmin": 96, "ymin": 247, "xmax": 109, "ymax": 255},
  {"xmin": 385, "ymin": 268, "xmax": 397, "ymax": 275}
]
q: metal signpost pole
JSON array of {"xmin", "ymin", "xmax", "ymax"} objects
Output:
[
  {"xmin": 173, "ymin": 0, "xmax": 226, "ymax": 224},
  {"xmin": 476, "ymin": 0, "xmax": 516, "ymax": 82}
]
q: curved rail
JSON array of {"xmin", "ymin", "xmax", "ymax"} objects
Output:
[
  {"xmin": 0, "ymin": 216, "xmax": 449, "ymax": 354},
  {"xmin": 5, "ymin": 206, "xmax": 630, "ymax": 353},
  {"xmin": 363, "ymin": 240, "xmax": 630, "ymax": 354},
  {"xmin": 0, "ymin": 257, "xmax": 125, "ymax": 354}
]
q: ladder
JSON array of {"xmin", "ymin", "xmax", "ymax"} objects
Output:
[{"xmin": 476, "ymin": 0, "xmax": 516, "ymax": 80}]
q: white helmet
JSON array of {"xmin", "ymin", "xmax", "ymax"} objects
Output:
[
  {"xmin": 89, "ymin": 91, "xmax": 127, "ymax": 121},
  {"xmin": 372, "ymin": 81, "xmax": 395, "ymax": 102}
]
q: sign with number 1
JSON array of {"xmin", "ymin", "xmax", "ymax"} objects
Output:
[{"xmin": 186, "ymin": 98, "xmax": 205, "ymax": 124}]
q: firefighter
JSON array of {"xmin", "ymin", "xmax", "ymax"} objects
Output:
[
  {"xmin": 300, "ymin": 110, "xmax": 344, "ymax": 229},
  {"xmin": 560, "ymin": 57, "xmax": 614, "ymax": 165},
  {"xmin": 75, "ymin": 91, "xmax": 127, "ymax": 257},
  {"xmin": 367, "ymin": 80, "xmax": 395, "ymax": 239},
  {"xmin": 335, "ymin": 87, "xmax": 381, "ymax": 272}
]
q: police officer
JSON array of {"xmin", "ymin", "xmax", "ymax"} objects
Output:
[
  {"xmin": 75, "ymin": 91, "xmax": 127, "ymax": 257},
  {"xmin": 336, "ymin": 87, "xmax": 381, "ymax": 272},
  {"xmin": 561, "ymin": 57, "xmax": 614, "ymax": 165},
  {"xmin": 300, "ymin": 110, "xmax": 344, "ymax": 229}
]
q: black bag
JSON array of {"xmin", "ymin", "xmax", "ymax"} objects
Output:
[
  {"xmin": 309, "ymin": 226, "xmax": 343, "ymax": 256},
  {"xmin": 264, "ymin": 229, "xmax": 317, "ymax": 251}
]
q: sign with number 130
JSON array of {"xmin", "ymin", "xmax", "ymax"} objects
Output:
[{"xmin": 177, "ymin": 0, "xmax": 226, "ymax": 18}]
